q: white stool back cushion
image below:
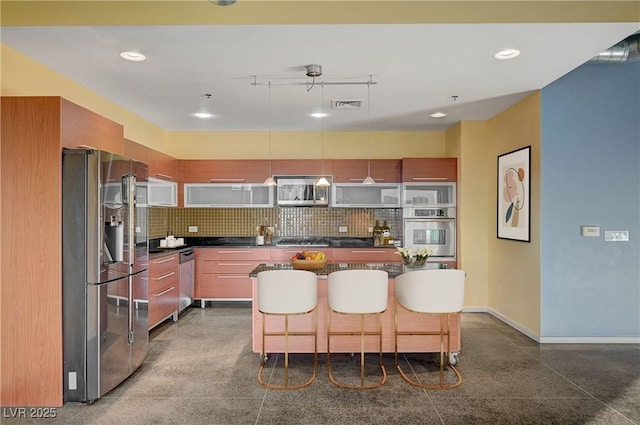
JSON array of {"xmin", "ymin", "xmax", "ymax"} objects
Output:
[
  {"xmin": 395, "ymin": 269, "xmax": 465, "ymax": 313},
  {"xmin": 257, "ymin": 270, "xmax": 318, "ymax": 314},
  {"xmin": 327, "ymin": 270, "xmax": 388, "ymax": 314}
]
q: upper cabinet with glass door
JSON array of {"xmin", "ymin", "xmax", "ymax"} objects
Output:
[
  {"xmin": 184, "ymin": 183, "xmax": 274, "ymax": 208},
  {"xmin": 147, "ymin": 177, "xmax": 177, "ymax": 207},
  {"xmin": 402, "ymin": 182, "xmax": 456, "ymax": 207},
  {"xmin": 331, "ymin": 183, "xmax": 401, "ymax": 208}
]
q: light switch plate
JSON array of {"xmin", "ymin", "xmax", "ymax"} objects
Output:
[
  {"xmin": 604, "ymin": 230, "xmax": 629, "ymax": 242},
  {"xmin": 338, "ymin": 226, "xmax": 348, "ymax": 233},
  {"xmin": 580, "ymin": 226, "xmax": 600, "ymax": 237},
  {"xmin": 188, "ymin": 226, "xmax": 198, "ymax": 233}
]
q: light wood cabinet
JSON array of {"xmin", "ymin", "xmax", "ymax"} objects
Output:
[
  {"xmin": 270, "ymin": 159, "xmax": 333, "ymax": 176},
  {"xmin": 332, "ymin": 159, "xmax": 401, "ymax": 183},
  {"xmin": 183, "ymin": 159, "xmax": 270, "ymax": 183},
  {"xmin": 123, "ymin": 138, "xmax": 148, "ymax": 163},
  {"xmin": 147, "ymin": 147, "xmax": 178, "ymax": 182},
  {"xmin": 1, "ymin": 96, "xmax": 127, "ymax": 406},
  {"xmin": 332, "ymin": 248, "xmax": 402, "ymax": 263},
  {"xmin": 148, "ymin": 253, "xmax": 179, "ymax": 329},
  {"xmin": 402, "ymin": 158, "xmax": 457, "ymax": 182},
  {"xmin": 196, "ymin": 248, "xmax": 270, "ymax": 304},
  {"xmin": 270, "ymin": 248, "xmax": 333, "ymax": 262},
  {"xmin": 60, "ymin": 98, "xmax": 124, "ymax": 154}
]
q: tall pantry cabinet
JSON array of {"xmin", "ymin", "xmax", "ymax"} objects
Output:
[{"xmin": 0, "ymin": 96, "xmax": 124, "ymax": 407}]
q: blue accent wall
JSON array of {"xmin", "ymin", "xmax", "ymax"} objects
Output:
[{"xmin": 540, "ymin": 61, "xmax": 640, "ymax": 337}]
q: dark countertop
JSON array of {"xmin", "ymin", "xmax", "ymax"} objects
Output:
[
  {"xmin": 249, "ymin": 262, "xmax": 450, "ymax": 279},
  {"xmin": 147, "ymin": 236, "xmax": 394, "ymax": 258}
]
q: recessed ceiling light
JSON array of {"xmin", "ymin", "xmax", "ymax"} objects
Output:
[
  {"xmin": 193, "ymin": 112, "xmax": 215, "ymax": 119},
  {"xmin": 430, "ymin": 112, "xmax": 447, "ymax": 118},
  {"xmin": 119, "ymin": 51, "xmax": 146, "ymax": 62},
  {"xmin": 310, "ymin": 113, "xmax": 328, "ymax": 118},
  {"xmin": 494, "ymin": 49, "xmax": 520, "ymax": 60}
]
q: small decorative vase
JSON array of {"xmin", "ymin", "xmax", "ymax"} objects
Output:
[{"xmin": 403, "ymin": 257, "xmax": 427, "ymax": 269}]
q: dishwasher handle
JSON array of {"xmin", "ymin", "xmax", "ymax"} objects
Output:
[{"xmin": 179, "ymin": 249, "xmax": 195, "ymax": 263}]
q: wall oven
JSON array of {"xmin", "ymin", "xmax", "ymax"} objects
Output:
[{"xmin": 403, "ymin": 207, "xmax": 456, "ymax": 258}]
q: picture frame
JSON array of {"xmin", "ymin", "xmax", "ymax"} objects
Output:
[{"xmin": 497, "ymin": 145, "xmax": 531, "ymax": 242}]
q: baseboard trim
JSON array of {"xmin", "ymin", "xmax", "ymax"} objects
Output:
[
  {"xmin": 461, "ymin": 307, "xmax": 488, "ymax": 313},
  {"xmin": 538, "ymin": 336, "xmax": 640, "ymax": 344},
  {"xmin": 487, "ymin": 308, "xmax": 540, "ymax": 342},
  {"xmin": 481, "ymin": 308, "xmax": 639, "ymax": 344}
]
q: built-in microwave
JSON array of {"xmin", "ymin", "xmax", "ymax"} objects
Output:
[
  {"xmin": 275, "ymin": 176, "xmax": 331, "ymax": 207},
  {"xmin": 403, "ymin": 207, "xmax": 456, "ymax": 258}
]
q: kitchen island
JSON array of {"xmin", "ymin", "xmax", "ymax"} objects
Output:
[{"xmin": 249, "ymin": 263, "xmax": 460, "ymax": 359}]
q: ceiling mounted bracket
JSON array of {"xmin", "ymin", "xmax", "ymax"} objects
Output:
[{"xmin": 306, "ymin": 64, "xmax": 322, "ymax": 78}]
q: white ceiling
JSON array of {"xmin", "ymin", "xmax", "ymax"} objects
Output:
[{"xmin": 1, "ymin": 22, "xmax": 638, "ymax": 132}]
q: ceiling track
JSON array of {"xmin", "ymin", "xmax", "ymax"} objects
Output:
[{"xmin": 251, "ymin": 75, "xmax": 377, "ymax": 88}]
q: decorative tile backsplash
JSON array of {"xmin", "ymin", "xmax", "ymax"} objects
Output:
[{"xmin": 149, "ymin": 207, "xmax": 403, "ymax": 241}]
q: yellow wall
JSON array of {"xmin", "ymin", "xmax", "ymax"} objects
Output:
[
  {"xmin": 1, "ymin": 44, "xmax": 445, "ymax": 160},
  {"xmin": 167, "ymin": 130, "xmax": 445, "ymax": 159},
  {"xmin": 451, "ymin": 121, "xmax": 492, "ymax": 309},
  {"xmin": 0, "ymin": 44, "xmax": 167, "ymax": 151},
  {"xmin": 487, "ymin": 92, "xmax": 541, "ymax": 335}
]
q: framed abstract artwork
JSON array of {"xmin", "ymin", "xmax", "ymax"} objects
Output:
[{"xmin": 497, "ymin": 146, "xmax": 531, "ymax": 242}]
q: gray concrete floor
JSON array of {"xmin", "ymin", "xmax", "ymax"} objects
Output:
[{"xmin": 6, "ymin": 304, "xmax": 639, "ymax": 424}]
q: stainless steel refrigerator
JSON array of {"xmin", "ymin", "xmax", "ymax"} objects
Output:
[{"xmin": 62, "ymin": 148, "xmax": 149, "ymax": 404}]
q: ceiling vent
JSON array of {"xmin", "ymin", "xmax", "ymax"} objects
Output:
[{"xmin": 332, "ymin": 99, "xmax": 365, "ymax": 109}]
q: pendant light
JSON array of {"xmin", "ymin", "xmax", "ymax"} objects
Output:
[
  {"xmin": 263, "ymin": 82, "xmax": 277, "ymax": 186},
  {"xmin": 316, "ymin": 82, "xmax": 330, "ymax": 187},
  {"xmin": 362, "ymin": 79, "xmax": 376, "ymax": 185}
]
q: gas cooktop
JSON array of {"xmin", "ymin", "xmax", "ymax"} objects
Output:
[{"xmin": 275, "ymin": 238, "xmax": 331, "ymax": 248}]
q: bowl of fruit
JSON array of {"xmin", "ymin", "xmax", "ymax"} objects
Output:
[{"xmin": 291, "ymin": 251, "xmax": 327, "ymax": 270}]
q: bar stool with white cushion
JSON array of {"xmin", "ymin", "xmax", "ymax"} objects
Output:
[
  {"xmin": 326, "ymin": 269, "xmax": 389, "ymax": 389},
  {"xmin": 394, "ymin": 269, "xmax": 465, "ymax": 389},
  {"xmin": 257, "ymin": 269, "xmax": 318, "ymax": 389}
]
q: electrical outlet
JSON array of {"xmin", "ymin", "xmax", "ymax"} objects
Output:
[
  {"xmin": 188, "ymin": 226, "xmax": 198, "ymax": 233},
  {"xmin": 496, "ymin": 284, "xmax": 502, "ymax": 295},
  {"xmin": 368, "ymin": 227, "xmax": 373, "ymax": 233},
  {"xmin": 338, "ymin": 226, "xmax": 348, "ymax": 233}
]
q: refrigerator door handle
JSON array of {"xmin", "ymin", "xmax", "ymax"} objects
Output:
[
  {"xmin": 128, "ymin": 274, "xmax": 135, "ymax": 344},
  {"xmin": 126, "ymin": 174, "xmax": 137, "ymax": 344}
]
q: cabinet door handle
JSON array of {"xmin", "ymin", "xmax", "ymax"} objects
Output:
[
  {"xmin": 77, "ymin": 144, "xmax": 99, "ymax": 150},
  {"xmin": 217, "ymin": 275, "xmax": 248, "ymax": 279},
  {"xmin": 350, "ymin": 250, "xmax": 386, "ymax": 254},
  {"xmin": 218, "ymin": 263, "xmax": 253, "ymax": 266},
  {"xmin": 154, "ymin": 271, "xmax": 176, "ymax": 280},
  {"xmin": 412, "ymin": 177, "xmax": 447, "ymax": 181},
  {"xmin": 155, "ymin": 173, "xmax": 174, "ymax": 181},
  {"xmin": 155, "ymin": 286, "xmax": 176, "ymax": 297},
  {"xmin": 154, "ymin": 256, "xmax": 177, "ymax": 264}
]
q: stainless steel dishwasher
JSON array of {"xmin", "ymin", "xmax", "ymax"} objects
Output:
[{"xmin": 179, "ymin": 249, "xmax": 195, "ymax": 312}]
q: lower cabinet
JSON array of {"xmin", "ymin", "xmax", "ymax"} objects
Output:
[
  {"xmin": 195, "ymin": 248, "xmax": 270, "ymax": 305},
  {"xmin": 332, "ymin": 247, "xmax": 402, "ymax": 263},
  {"xmin": 270, "ymin": 247, "xmax": 333, "ymax": 263},
  {"xmin": 148, "ymin": 253, "xmax": 179, "ymax": 330}
]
